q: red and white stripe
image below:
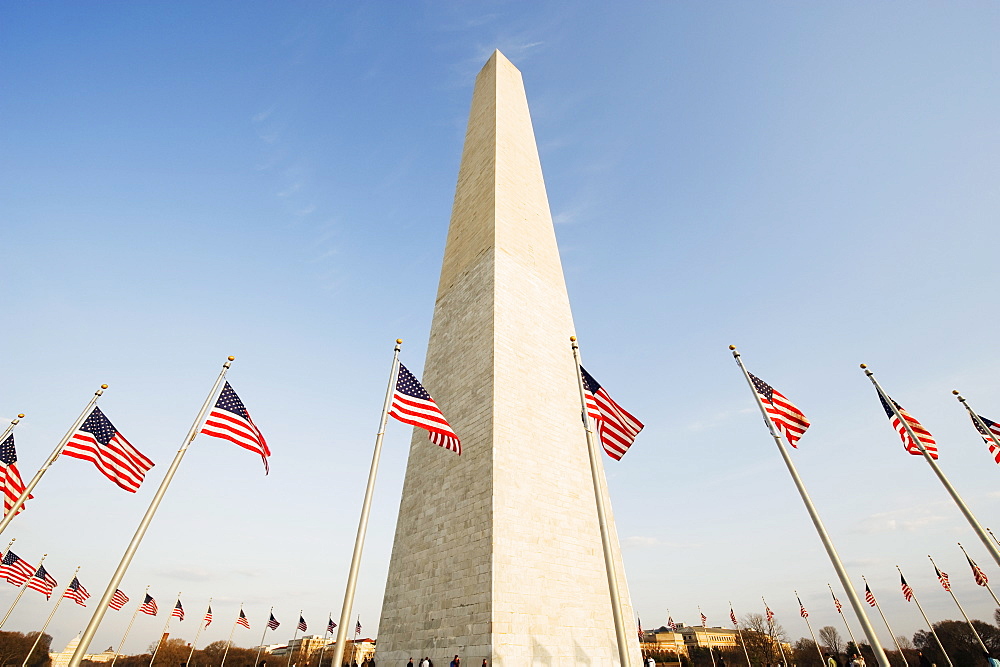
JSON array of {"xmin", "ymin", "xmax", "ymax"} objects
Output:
[
  {"xmin": 900, "ymin": 577, "xmax": 913, "ymax": 602},
  {"xmin": 881, "ymin": 396, "xmax": 938, "ymax": 460},
  {"xmin": 63, "ymin": 418, "xmax": 153, "ymax": 493},
  {"xmin": 109, "ymin": 589, "xmax": 129, "ymax": 610},
  {"xmin": 389, "ymin": 365, "xmax": 461, "ymax": 455},
  {"xmin": 27, "ymin": 566, "xmax": 57, "ymax": 599},
  {"xmin": 864, "ymin": 585, "xmax": 877, "ymax": 607},
  {"xmin": 237, "ymin": 610, "xmax": 250, "ymax": 629},
  {"xmin": 200, "ymin": 412, "xmax": 269, "ymax": 467},
  {"xmin": 582, "ymin": 368, "xmax": 643, "ymax": 461},
  {"xmin": 0, "ymin": 552, "xmax": 35, "ymax": 587},
  {"xmin": 65, "ymin": 578, "xmax": 91, "ymax": 607}
]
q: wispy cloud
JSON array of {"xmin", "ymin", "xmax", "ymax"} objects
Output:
[
  {"xmin": 853, "ymin": 509, "xmax": 948, "ymax": 534},
  {"xmin": 277, "ymin": 183, "xmax": 302, "ymax": 198},
  {"xmin": 252, "ymin": 107, "xmax": 275, "ymax": 124}
]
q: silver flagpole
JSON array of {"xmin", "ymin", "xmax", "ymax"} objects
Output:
[
  {"xmin": 988, "ymin": 529, "xmax": 1000, "ymax": 554},
  {"xmin": 762, "ymin": 597, "xmax": 789, "ymax": 667},
  {"xmin": 828, "ymin": 584, "xmax": 861, "ymax": 660},
  {"xmin": 731, "ymin": 348, "xmax": 890, "ymax": 667},
  {"xmin": 286, "ymin": 610, "xmax": 301, "ymax": 667},
  {"xmin": 330, "ymin": 340, "xmax": 402, "ymax": 667},
  {"xmin": 861, "ymin": 577, "xmax": 906, "ymax": 667},
  {"xmin": 22, "ymin": 565, "xmax": 80, "ymax": 667},
  {"xmin": 895, "ymin": 567, "xmax": 953, "ymax": 667},
  {"xmin": 219, "ymin": 604, "xmax": 244, "ymax": 667},
  {"xmin": 952, "ymin": 391, "xmax": 1000, "ymax": 454},
  {"xmin": 69, "ymin": 357, "xmax": 234, "ymax": 667},
  {"xmin": 928, "ymin": 555, "xmax": 990, "ymax": 654},
  {"xmin": 571, "ymin": 336, "xmax": 633, "ymax": 667},
  {"xmin": 0, "ymin": 387, "xmax": 107, "ymax": 534},
  {"xmin": 185, "ymin": 597, "xmax": 212, "ymax": 667},
  {"xmin": 862, "ymin": 366, "xmax": 1000, "ymax": 568},
  {"xmin": 149, "ymin": 592, "xmax": 181, "ymax": 667},
  {"xmin": 958, "ymin": 543, "xmax": 1000, "ymax": 609},
  {"xmin": 316, "ymin": 615, "xmax": 332, "ymax": 667},
  {"xmin": 794, "ymin": 592, "xmax": 825, "ymax": 666},
  {"xmin": 110, "ymin": 586, "xmax": 149, "ymax": 667},
  {"xmin": 252, "ymin": 607, "xmax": 274, "ymax": 667},
  {"xmin": 0, "ymin": 553, "xmax": 47, "ymax": 629},
  {"xmin": 698, "ymin": 607, "xmax": 716, "ymax": 667},
  {"xmin": 0, "ymin": 415, "xmax": 24, "ymax": 449},
  {"xmin": 730, "ymin": 603, "xmax": 753, "ymax": 667}
]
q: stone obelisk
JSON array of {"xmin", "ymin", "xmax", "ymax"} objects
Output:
[{"xmin": 376, "ymin": 51, "xmax": 639, "ymax": 667}]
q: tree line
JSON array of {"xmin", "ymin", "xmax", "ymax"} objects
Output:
[{"xmin": 642, "ymin": 610, "xmax": 1000, "ymax": 667}]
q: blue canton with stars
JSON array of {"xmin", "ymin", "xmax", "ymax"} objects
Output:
[
  {"xmin": 749, "ymin": 373, "xmax": 775, "ymax": 402},
  {"xmin": 214, "ymin": 383, "xmax": 250, "ymax": 418},
  {"xmin": 0, "ymin": 435, "xmax": 16, "ymax": 466},
  {"xmin": 79, "ymin": 407, "xmax": 119, "ymax": 445},
  {"xmin": 395, "ymin": 365, "xmax": 431, "ymax": 400}
]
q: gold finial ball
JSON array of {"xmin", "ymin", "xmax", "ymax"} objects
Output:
[
  {"xmin": 396, "ymin": 339, "xmax": 403, "ymax": 344},
  {"xmin": 953, "ymin": 390, "xmax": 960, "ymax": 395},
  {"xmin": 859, "ymin": 364, "xmax": 867, "ymax": 369},
  {"xmin": 101, "ymin": 384, "xmax": 109, "ymax": 389},
  {"xmin": 570, "ymin": 336, "xmax": 577, "ymax": 341},
  {"xmin": 16, "ymin": 414, "xmax": 24, "ymax": 419},
  {"xmin": 729, "ymin": 345, "xmax": 736, "ymax": 350},
  {"xmin": 228, "ymin": 356, "xmax": 235, "ymax": 361}
]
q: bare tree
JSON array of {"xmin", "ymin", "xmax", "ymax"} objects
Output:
[
  {"xmin": 742, "ymin": 613, "xmax": 788, "ymax": 666},
  {"xmin": 819, "ymin": 626, "xmax": 844, "ymax": 656}
]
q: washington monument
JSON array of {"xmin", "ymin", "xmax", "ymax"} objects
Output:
[{"xmin": 376, "ymin": 51, "xmax": 640, "ymax": 666}]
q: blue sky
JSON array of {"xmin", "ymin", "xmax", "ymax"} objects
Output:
[{"xmin": 3, "ymin": 0, "xmax": 1000, "ymax": 657}]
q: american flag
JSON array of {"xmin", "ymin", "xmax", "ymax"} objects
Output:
[
  {"xmin": 28, "ymin": 564, "xmax": 57, "ymax": 599},
  {"xmin": 798, "ymin": 598, "xmax": 808, "ymax": 618},
  {"xmin": 0, "ymin": 551, "xmax": 35, "ymax": 587},
  {"xmin": 935, "ymin": 565, "xmax": 951, "ymax": 592},
  {"xmin": 965, "ymin": 553, "xmax": 989, "ymax": 586},
  {"xmin": 730, "ymin": 608, "xmax": 738, "ymax": 627},
  {"xmin": 65, "ymin": 578, "xmax": 90, "ymax": 607},
  {"xmin": 831, "ymin": 592, "xmax": 842, "ymax": 614},
  {"xmin": 200, "ymin": 383, "xmax": 270, "ymax": 473},
  {"xmin": 172, "ymin": 599, "xmax": 184, "ymax": 621},
  {"xmin": 139, "ymin": 594, "xmax": 158, "ymax": 616},
  {"xmin": 748, "ymin": 373, "xmax": 811, "ymax": 447},
  {"xmin": 637, "ymin": 617, "xmax": 643, "ymax": 641},
  {"xmin": 580, "ymin": 366, "xmax": 643, "ymax": 460},
  {"xmin": 267, "ymin": 613, "xmax": 280, "ymax": 630},
  {"xmin": 389, "ymin": 365, "xmax": 461, "ymax": 455},
  {"xmin": 864, "ymin": 585, "xmax": 877, "ymax": 607},
  {"xmin": 971, "ymin": 414, "xmax": 1000, "ymax": 464},
  {"xmin": 0, "ymin": 433, "xmax": 30, "ymax": 517},
  {"xmin": 327, "ymin": 616, "xmax": 336, "ymax": 634},
  {"xmin": 878, "ymin": 393, "xmax": 938, "ymax": 459},
  {"xmin": 109, "ymin": 589, "xmax": 129, "ymax": 610},
  {"xmin": 63, "ymin": 407, "xmax": 155, "ymax": 492},
  {"xmin": 700, "ymin": 612, "xmax": 707, "ymax": 627},
  {"xmin": 900, "ymin": 575, "xmax": 914, "ymax": 602},
  {"xmin": 237, "ymin": 610, "xmax": 250, "ymax": 629},
  {"xmin": 668, "ymin": 616, "xmax": 677, "ymax": 631},
  {"xmin": 297, "ymin": 615, "xmax": 307, "ymax": 632},
  {"xmin": 765, "ymin": 605, "xmax": 774, "ymax": 623},
  {"xmin": 355, "ymin": 618, "xmax": 362, "ymax": 637},
  {"xmin": 204, "ymin": 605, "xmax": 213, "ymax": 627}
]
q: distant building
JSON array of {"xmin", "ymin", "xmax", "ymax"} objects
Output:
[
  {"xmin": 676, "ymin": 624, "xmax": 739, "ymax": 650},
  {"xmin": 268, "ymin": 635, "xmax": 333, "ymax": 657},
  {"xmin": 50, "ymin": 637, "xmax": 118, "ymax": 667},
  {"xmin": 641, "ymin": 627, "xmax": 688, "ymax": 656}
]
